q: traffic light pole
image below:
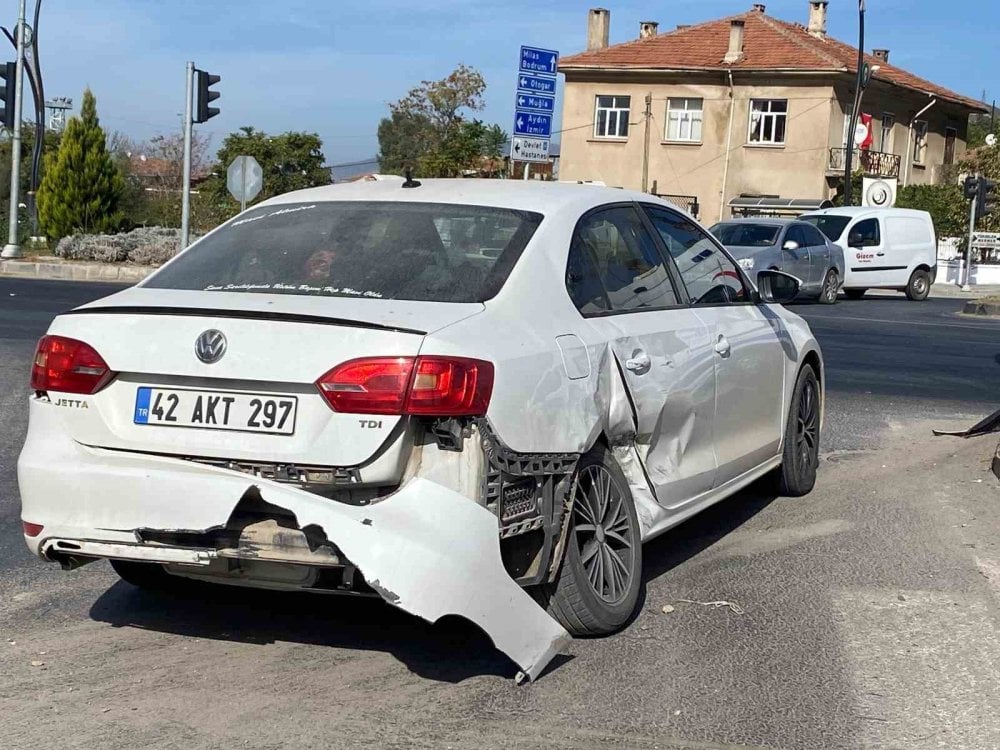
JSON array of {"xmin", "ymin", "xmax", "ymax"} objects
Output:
[
  {"xmin": 964, "ymin": 191, "xmax": 977, "ymax": 291},
  {"xmin": 179, "ymin": 61, "xmax": 194, "ymax": 251},
  {"xmin": 2, "ymin": 0, "xmax": 27, "ymax": 259}
]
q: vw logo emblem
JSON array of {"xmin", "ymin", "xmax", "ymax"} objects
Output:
[{"xmin": 195, "ymin": 330, "xmax": 227, "ymax": 364}]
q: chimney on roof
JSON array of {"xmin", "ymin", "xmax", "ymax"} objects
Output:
[
  {"xmin": 724, "ymin": 20, "xmax": 746, "ymax": 64},
  {"xmin": 808, "ymin": 1, "xmax": 828, "ymax": 38},
  {"xmin": 752, "ymin": 3, "xmax": 766, "ymax": 11},
  {"xmin": 873, "ymin": 48, "xmax": 890, "ymax": 63},
  {"xmin": 639, "ymin": 21, "xmax": 658, "ymax": 40},
  {"xmin": 676, "ymin": 24, "xmax": 691, "ymax": 29},
  {"xmin": 587, "ymin": 8, "xmax": 610, "ymax": 50}
]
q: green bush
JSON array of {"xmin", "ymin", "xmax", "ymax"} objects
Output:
[{"xmin": 895, "ymin": 184, "xmax": 967, "ymax": 237}]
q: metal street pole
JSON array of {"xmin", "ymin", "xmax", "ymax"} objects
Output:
[
  {"xmin": 2, "ymin": 0, "xmax": 28, "ymax": 258},
  {"xmin": 843, "ymin": 0, "xmax": 866, "ymax": 206},
  {"xmin": 964, "ymin": 188, "xmax": 976, "ymax": 291},
  {"xmin": 179, "ymin": 60, "xmax": 194, "ymax": 251}
]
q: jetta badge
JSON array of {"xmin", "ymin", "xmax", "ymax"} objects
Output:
[{"xmin": 195, "ymin": 329, "xmax": 227, "ymax": 364}]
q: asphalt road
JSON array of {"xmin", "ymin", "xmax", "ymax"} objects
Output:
[{"xmin": 2, "ymin": 278, "xmax": 1000, "ymax": 750}]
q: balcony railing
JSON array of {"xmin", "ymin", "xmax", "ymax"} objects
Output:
[{"xmin": 829, "ymin": 148, "xmax": 901, "ymax": 179}]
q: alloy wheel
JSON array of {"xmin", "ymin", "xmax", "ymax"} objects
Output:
[
  {"xmin": 572, "ymin": 464, "xmax": 636, "ymax": 604},
  {"xmin": 796, "ymin": 378, "xmax": 820, "ymax": 474},
  {"xmin": 823, "ymin": 272, "xmax": 838, "ymax": 303}
]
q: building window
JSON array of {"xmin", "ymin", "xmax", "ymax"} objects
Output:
[
  {"xmin": 841, "ymin": 105, "xmax": 853, "ymax": 147},
  {"xmin": 748, "ymin": 99, "xmax": 787, "ymax": 145},
  {"xmin": 944, "ymin": 126, "xmax": 957, "ymax": 165},
  {"xmin": 666, "ymin": 98, "xmax": 703, "ymax": 142},
  {"xmin": 594, "ymin": 95, "xmax": 630, "ymax": 139},
  {"xmin": 913, "ymin": 120, "xmax": 928, "ymax": 165},
  {"xmin": 880, "ymin": 113, "xmax": 895, "ymax": 153}
]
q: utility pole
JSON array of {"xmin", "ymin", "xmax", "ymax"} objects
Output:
[
  {"xmin": 843, "ymin": 0, "xmax": 866, "ymax": 207},
  {"xmin": 641, "ymin": 92, "xmax": 652, "ymax": 193},
  {"xmin": 179, "ymin": 61, "xmax": 194, "ymax": 251},
  {"xmin": 2, "ymin": 0, "xmax": 27, "ymax": 259}
]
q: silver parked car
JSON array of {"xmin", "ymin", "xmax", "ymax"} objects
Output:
[{"xmin": 709, "ymin": 219, "xmax": 845, "ymax": 304}]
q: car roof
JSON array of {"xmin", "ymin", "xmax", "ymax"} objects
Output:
[
  {"xmin": 714, "ymin": 218, "xmax": 797, "ymax": 227},
  {"xmin": 258, "ymin": 178, "xmax": 668, "ymax": 216},
  {"xmin": 801, "ymin": 207, "xmax": 931, "ymax": 219}
]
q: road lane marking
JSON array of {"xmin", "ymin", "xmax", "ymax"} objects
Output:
[{"xmin": 801, "ymin": 314, "xmax": 1000, "ymax": 331}]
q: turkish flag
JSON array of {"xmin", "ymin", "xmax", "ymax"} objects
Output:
[{"xmin": 855, "ymin": 113, "xmax": 874, "ymax": 151}]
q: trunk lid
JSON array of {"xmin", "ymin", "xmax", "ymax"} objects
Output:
[{"xmin": 45, "ymin": 288, "xmax": 482, "ymax": 471}]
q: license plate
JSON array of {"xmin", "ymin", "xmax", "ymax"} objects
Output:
[{"xmin": 133, "ymin": 387, "xmax": 297, "ymax": 435}]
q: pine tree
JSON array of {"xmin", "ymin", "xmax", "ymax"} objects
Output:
[{"xmin": 37, "ymin": 89, "xmax": 124, "ymax": 239}]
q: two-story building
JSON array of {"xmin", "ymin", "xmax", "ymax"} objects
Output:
[{"xmin": 558, "ymin": 2, "xmax": 987, "ymax": 223}]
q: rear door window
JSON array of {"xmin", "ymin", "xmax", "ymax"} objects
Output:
[
  {"xmin": 802, "ymin": 225, "xmax": 828, "ymax": 247},
  {"xmin": 566, "ymin": 205, "xmax": 680, "ymax": 314},
  {"xmin": 145, "ymin": 201, "xmax": 543, "ymax": 303},
  {"xmin": 643, "ymin": 205, "xmax": 749, "ymax": 305}
]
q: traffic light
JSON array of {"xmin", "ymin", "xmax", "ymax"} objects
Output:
[
  {"xmin": 976, "ymin": 178, "xmax": 997, "ymax": 223},
  {"xmin": 964, "ymin": 175, "xmax": 980, "ymax": 201},
  {"xmin": 0, "ymin": 61, "xmax": 17, "ymax": 130},
  {"xmin": 194, "ymin": 69, "xmax": 220, "ymax": 123}
]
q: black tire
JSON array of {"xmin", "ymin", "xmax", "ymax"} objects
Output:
[
  {"xmin": 110, "ymin": 559, "xmax": 177, "ymax": 590},
  {"xmin": 542, "ymin": 447, "xmax": 642, "ymax": 636},
  {"xmin": 844, "ymin": 288, "xmax": 866, "ymax": 300},
  {"xmin": 818, "ymin": 269, "xmax": 839, "ymax": 305},
  {"xmin": 776, "ymin": 365, "xmax": 821, "ymax": 497},
  {"xmin": 905, "ymin": 269, "xmax": 931, "ymax": 301}
]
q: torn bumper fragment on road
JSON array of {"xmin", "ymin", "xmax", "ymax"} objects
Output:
[
  {"xmin": 21, "ymin": 438, "xmax": 570, "ymax": 681},
  {"xmin": 933, "ymin": 406, "xmax": 1000, "ymax": 481}
]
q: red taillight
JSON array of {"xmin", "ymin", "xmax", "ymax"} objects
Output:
[
  {"xmin": 30, "ymin": 335, "xmax": 115, "ymax": 394},
  {"xmin": 316, "ymin": 356, "xmax": 493, "ymax": 416},
  {"xmin": 22, "ymin": 521, "xmax": 44, "ymax": 537}
]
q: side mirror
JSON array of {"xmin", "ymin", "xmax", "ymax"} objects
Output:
[
  {"xmin": 848, "ymin": 233, "xmax": 864, "ymax": 248},
  {"xmin": 757, "ymin": 269, "xmax": 800, "ymax": 304},
  {"xmin": 782, "ymin": 240, "xmax": 800, "ymax": 252}
]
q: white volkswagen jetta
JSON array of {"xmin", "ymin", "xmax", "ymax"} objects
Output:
[{"xmin": 19, "ymin": 180, "xmax": 823, "ymax": 680}]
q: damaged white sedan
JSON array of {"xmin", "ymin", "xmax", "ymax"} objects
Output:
[{"xmin": 18, "ymin": 179, "xmax": 823, "ymax": 681}]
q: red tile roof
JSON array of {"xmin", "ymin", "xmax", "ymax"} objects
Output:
[{"xmin": 560, "ymin": 7, "xmax": 987, "ymax": 112}]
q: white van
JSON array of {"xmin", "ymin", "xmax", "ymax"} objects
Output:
[{"xmin": 799, "ymin": 208, "xmax": 937, "ymax": 301}]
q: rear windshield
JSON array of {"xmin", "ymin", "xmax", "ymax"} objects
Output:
[
  {"xmin": 144, "ymin": 201, "xmax": 543, "ymax": 303},
  {"xmin": 709, "ymin": 223, "xmax": 780, "ymax": 247},
  {"xmin": 800, "ymin": 214, "xmax": 851, "ymax": 242}
]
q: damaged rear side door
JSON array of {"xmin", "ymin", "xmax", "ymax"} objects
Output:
[{"xmin": 565, "ymin": 204, "xmax": 717, "ymax": 507}]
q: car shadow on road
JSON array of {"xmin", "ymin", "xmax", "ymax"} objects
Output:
[
  {"xmin": 88, "ymin": 577, "xmax": 517, "ymax": 683},
  {"xmin": 639, "ymin": 477, "xmax": 777, "ymax": 587}
]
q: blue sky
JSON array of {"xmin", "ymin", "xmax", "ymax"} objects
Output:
[{"xmin": 36, "ymin": 0, "xmax": 998, "ymax": 168}]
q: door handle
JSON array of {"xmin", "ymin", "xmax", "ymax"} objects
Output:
[
  {"xmin": 714, "ymin": 335, "xmax": 731, "ymax": 357},
  {"xmin": 624, "ymin": 353, "xmax": 651, "ymax": 372},
  {"xmin": 876, "ymin": 252, "xmax": 885, "ymax": 257}
]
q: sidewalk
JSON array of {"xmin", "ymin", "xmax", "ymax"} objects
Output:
[{"xmin": 0, "ymin": 257, "xmax": 154, "ymax": 283}]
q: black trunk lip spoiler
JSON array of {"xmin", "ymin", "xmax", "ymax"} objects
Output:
[{"xmin": 62, "ymin": 306, "xmax": 428, "ymax": 336}]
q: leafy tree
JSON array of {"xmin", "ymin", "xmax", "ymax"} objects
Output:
[
  {"xmin": 202, "ymin": 126, "xmax": 330, "ymax": 208},
  {"xmin": 37, "ymin": 89, "xmax": 124, "ymax": 239},
  {"xmin": 378, "ymin": 64, "xmax": 507, "ymax": 177},
  {"xmin": 895, "ymin": 184, "xmax": 968, "ymax": 236},
  {"xmin": 961, "ymin": 140, "xmax": 1000, "ymax": 233},
  {"xmin": 109, "ymin": 130, "xmax": 215, "ymax": 229}
]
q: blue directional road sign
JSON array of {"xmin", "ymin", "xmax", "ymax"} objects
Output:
[
  {"xmin": 519, "ymin": 46, "xmax": 559, "ymax": 77},
  {"xmin": 516, "ymin": 73, "xmax": 556, "ymax": 96},
  {"xmin": 516, "ymin": 93, "xmax": 554, "ymax": 113},
  {"xmin": 513, "ymin": 112, "xmax": 552, "ymax": 138}
]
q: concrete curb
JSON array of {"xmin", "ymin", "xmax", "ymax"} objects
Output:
[
  {"xmin": 962, "ymin": 300, "xmax": 1000, "ymax": 318},
  {"xmin": 0, "ymin": 259, "xmax": 154, "ymax": 283}
]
